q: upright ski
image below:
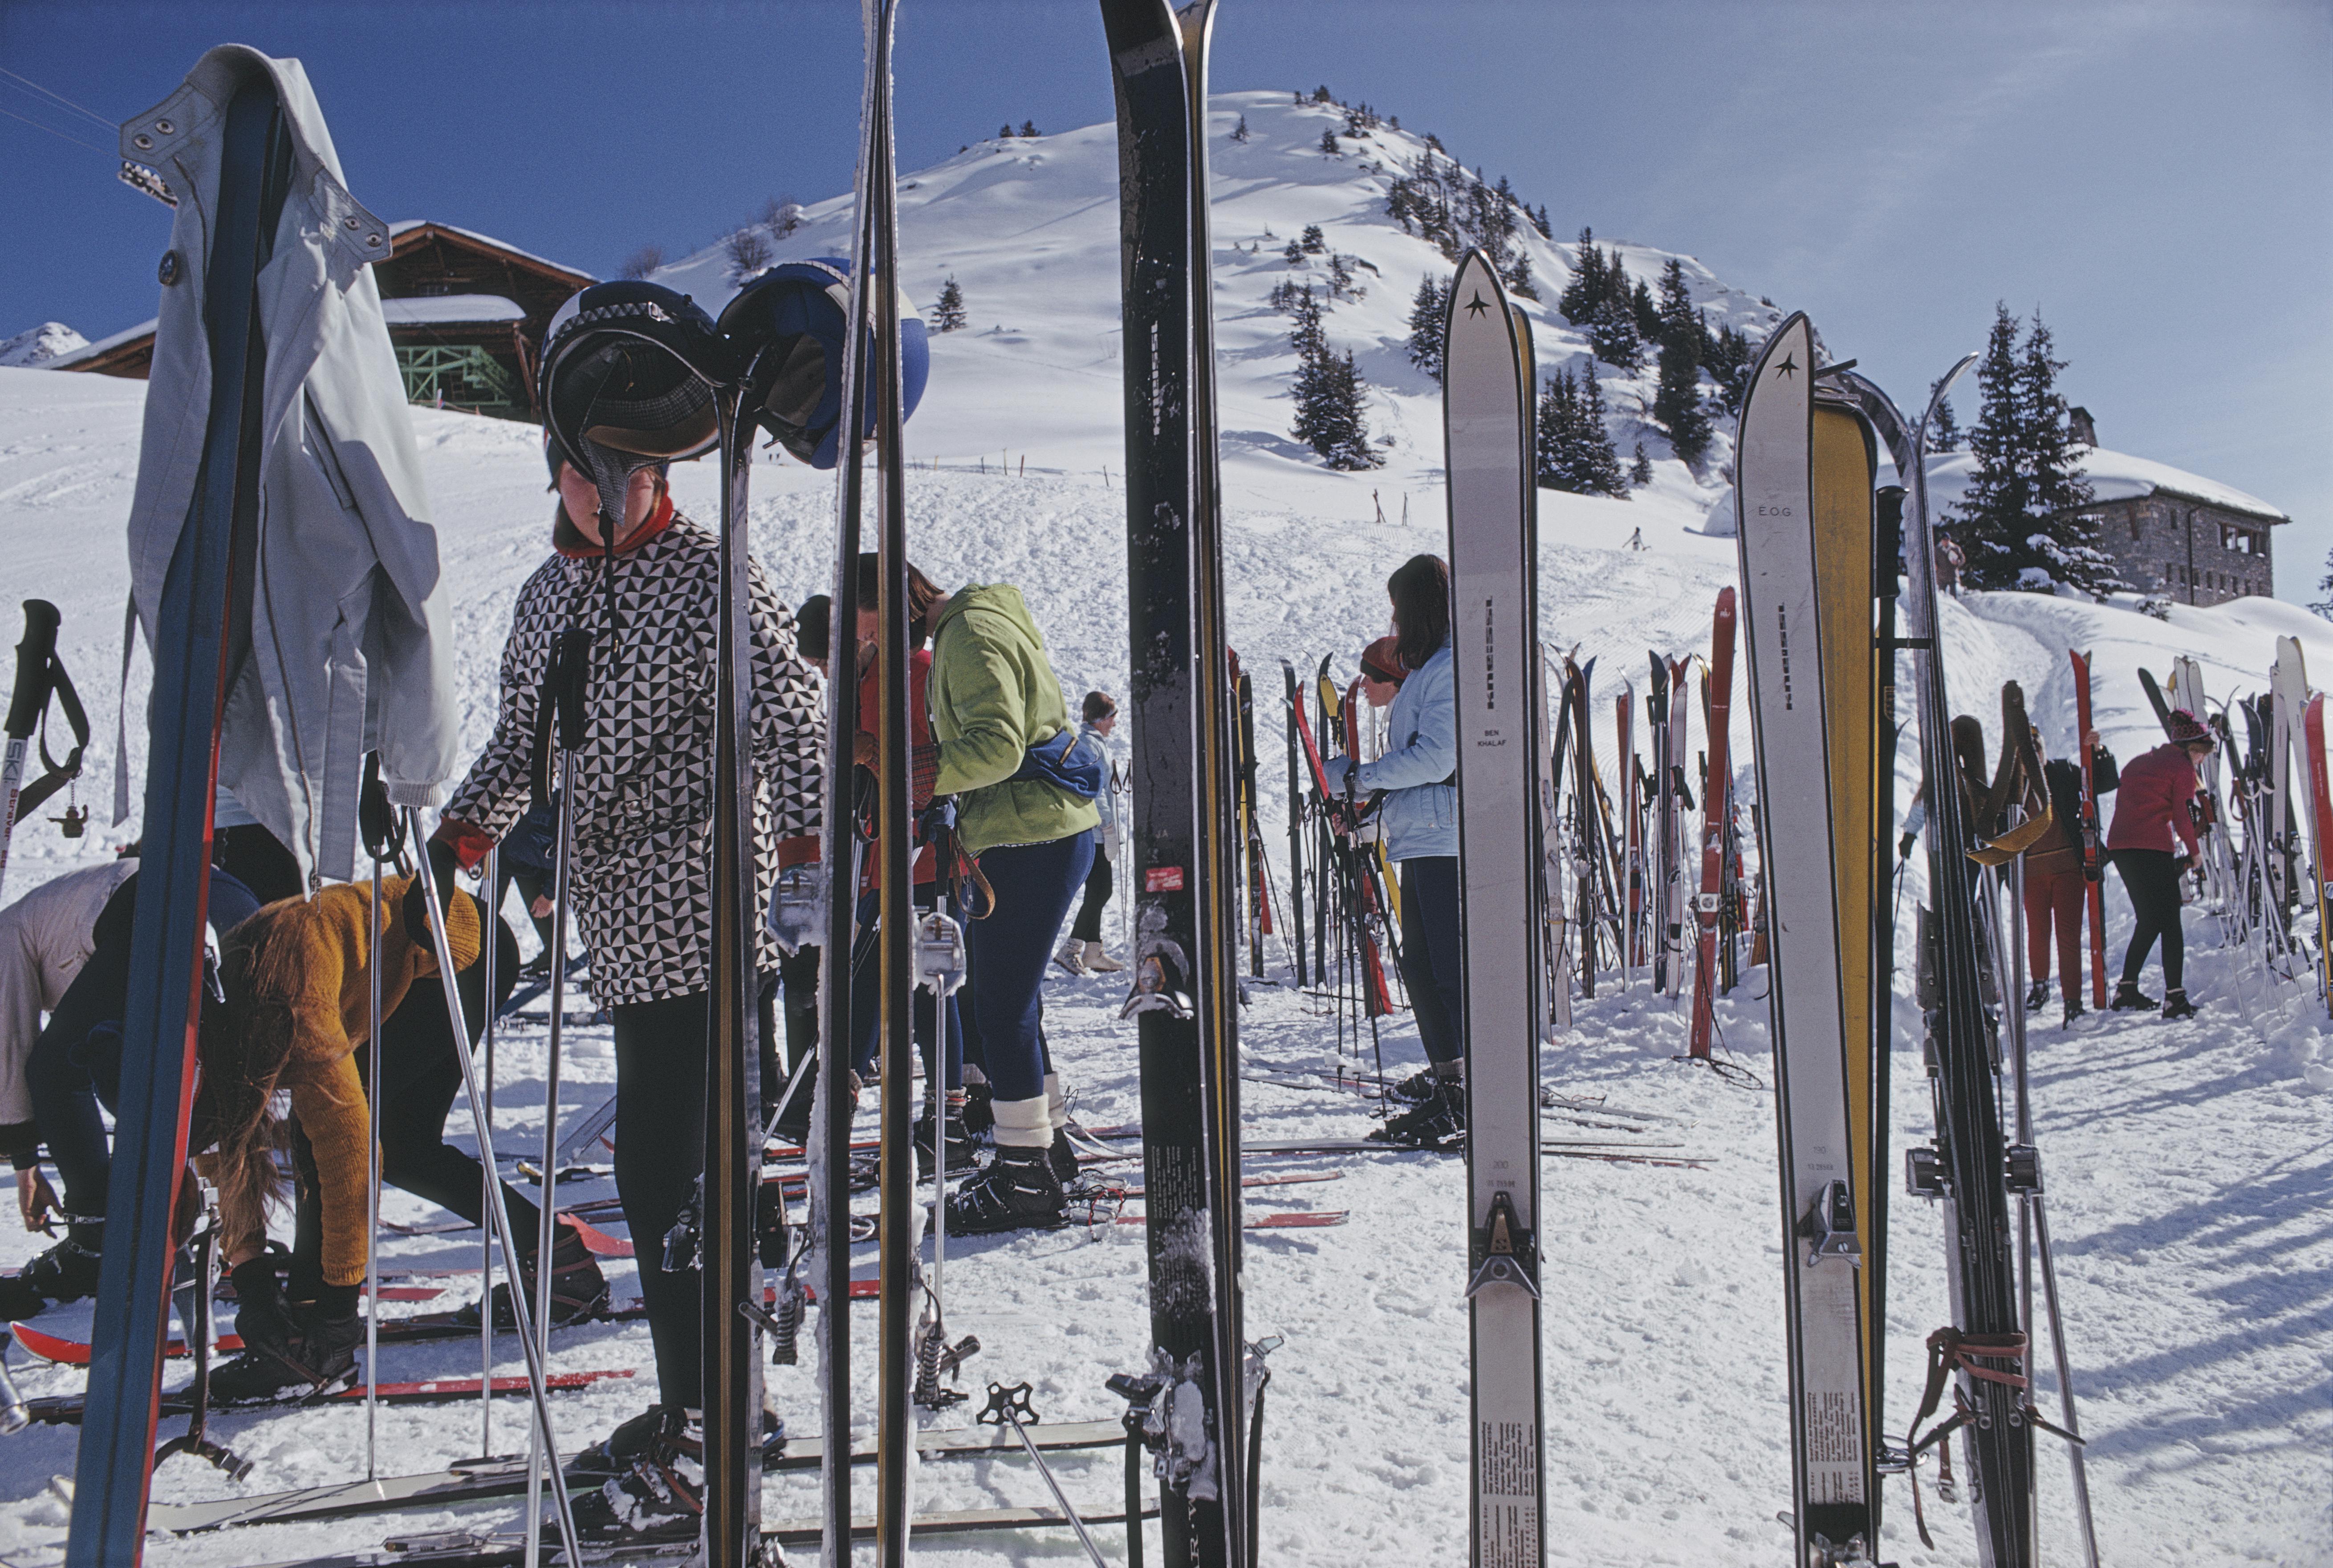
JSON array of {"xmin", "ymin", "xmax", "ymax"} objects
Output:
[
  {"xmin": 1100, "ymin": 4, "xmax": 1250, "ymax": 1562},
  {"xmin": 2306, "ymin": 695, "xmax": 2333, "ymax": 1015},
  {"xmin": 1443, "ymin": 249, "xmax": 1547, "ymax": 1568},
  {"xmin": 2069, "ymin": 652, "xmax": 2109, "ymax": 1010},
  {"xmin": 1688, "ymin": 589, "xmax": 1737, "ymax": 1059},
  {"xmin": 71, "ymin": 73, "xmax": 292, "ymax": 1567},
  {"xmin": 1734, "ymin": 316, "xmax": 1878, "ymax": 1564}
]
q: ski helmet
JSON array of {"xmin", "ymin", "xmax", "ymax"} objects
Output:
[
  {"xmin": 717, "ymin": 258, "xmax": 928, "ymax": 470},
  {"xmin": 538, "ymin": 280, "xmax": 726, "ymax": 528}
]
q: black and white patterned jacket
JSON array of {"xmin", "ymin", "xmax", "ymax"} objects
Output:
[{"xmin": 444, "ymin": 503, "xmax": 823, "ymax": 1006}]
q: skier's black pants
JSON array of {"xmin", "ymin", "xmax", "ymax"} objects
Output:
[
  {"xmin": 964, "ymin": 830, "xmax": 1092, "ymax": 1102},
  {"xmin": 495, "ymin": 862, "xmax": 559, "ymax": 955},
  {"xmin": 27, "ymin": 868, "xmax": 258, "ymax": 1246},
  {"xmin": 1068, "ymin": 852, "xmax": 1113, "ymax": 944},
  {"xmin": 848, "ymin": 885, "xmax": 961, "ymax": 1091},
  {"xmin": 611, "ymin": 979, "xmax": 780, "ymax": 1409},
  {"xmin": 289, "ymin": 906, "xmax": 536, "ymax": 1299},
  {"xmin": 1397, "ymin": 856, "xmax": 1465, "ymax": 1067},
  {"xmin": 2113, "ymin": 847, "xmax": 2186, "ymax": 991}
]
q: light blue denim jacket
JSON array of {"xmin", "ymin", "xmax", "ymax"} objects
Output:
[{"xmin": 1328, "ymin": 636, "xmax": 1456, "ymax": 861}]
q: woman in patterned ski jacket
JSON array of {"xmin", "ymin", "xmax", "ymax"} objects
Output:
[{"xmin": 431, "ymin": 456, "xmax": 823, "ymax": 1437}]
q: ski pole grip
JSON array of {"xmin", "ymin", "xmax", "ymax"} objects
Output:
[
  {"xmin": 550, "ymin": 628, "xmax": 591, "ymax": 754},
  {"xmin": 6, "ymin": 600, "xmax": 62, "ymax": 740}
]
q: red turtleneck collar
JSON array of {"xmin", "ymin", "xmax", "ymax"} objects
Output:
[{"xmin": 554, "ymin": 490, "xmax": 676, "ymax": 558}]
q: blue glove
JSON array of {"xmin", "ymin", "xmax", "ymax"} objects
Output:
[{"xmin": 1321, "ymin": 755, "xmax": 1357, "ymax": 794}]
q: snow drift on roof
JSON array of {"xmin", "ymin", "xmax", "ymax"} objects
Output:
[
  {"xmin": 1924, "ymin": 446, "xmax": 2285, "ymax": 524},
  {"xmin": 381, "ymin": 294, "xmax": 527, "ymax": 325}
]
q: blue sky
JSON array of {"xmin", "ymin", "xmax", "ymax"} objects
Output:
[{"xmin": 4, "ymin": 1, "xmax": 2327, "ymax": 596}]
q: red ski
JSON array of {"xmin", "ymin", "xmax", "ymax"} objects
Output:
[
  {"xmin": 2071, "ymin": 649, "xmax": 2109, "ymax": 1009},
  {"xmin": 2305, "ymin": 695, "xmax": 2333, "ymax": 1015},
  {"xmin": 1689, "ymin": 588, "xmax": 1738, "ymax": 1058}
]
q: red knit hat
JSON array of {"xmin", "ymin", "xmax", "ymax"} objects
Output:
[
  {"xmin": 1359, "ymin": 636, "xmax": 1407, "ymax": 687},
  {"xmin": 2165, "ymin": 708, "xmax": 2213, "ymax": 749}
]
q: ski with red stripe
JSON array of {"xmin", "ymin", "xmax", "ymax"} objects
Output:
[{"xmin": 1689, "ymin": 587, "xmax": 1737, "ymax": 1058}]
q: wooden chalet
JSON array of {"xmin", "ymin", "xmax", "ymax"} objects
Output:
[{"xmin": 56, "ymin": 221, "xmax": 594, "ymax": 422}]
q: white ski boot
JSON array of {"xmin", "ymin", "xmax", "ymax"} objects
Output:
[
  {"xmin": 1080, "ymin": 941, "xmax": 1124, "ymax": 973},
  {"xmin": 1052, "ymin": 937, "xmax": 1087, "ymax": 975}
]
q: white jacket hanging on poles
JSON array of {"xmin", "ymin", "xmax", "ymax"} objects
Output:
[{"xmin": 118, "ymin": 45, "xmax": 458, "ymax": 886}]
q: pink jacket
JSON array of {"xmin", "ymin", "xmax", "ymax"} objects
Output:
[{"xmin": 2105, "ymin": 743, "xmax": 2200, "ymax": 858}]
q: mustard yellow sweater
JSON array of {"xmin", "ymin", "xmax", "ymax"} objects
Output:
[{"xmin": 229, "ymin": 877, "xmax": 479, "ymax": 1285}]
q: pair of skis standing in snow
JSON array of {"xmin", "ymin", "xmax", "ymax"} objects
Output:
[{"xmin": 1735, "ymin": 322, "xmax": 2103, "ymax": 1568}]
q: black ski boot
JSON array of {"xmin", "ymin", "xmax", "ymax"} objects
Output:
[
  {"xmin": 2111, "ymin": 981, "xmax": 2158, "ymax": 1011},
  {"xmin": 212, "ymin": 1279, "xmax": 360, "ymax": 1403},
  {"xmin": 915, "ymin": 1103, "xmax": 972, "ymax": 1179},
  {"xmin": 960, "ymin": 1082, "xmax": 994, "ymax": 1142},
  {"xmin": 2162, "ymin": 988, "xmax": 2197, "ymax": 1020},
  {"xmin": 457, "ymin": 1221, "xmax": 611, "ymax": 1328},
  {"xmin": 569, "ymin": 1402, "xmax": 671, "ymax": 1482},
  {"xmin": 1387, "ymin": 1068, "xmax": 1440, "ymax": 1105},
  {"xmin": 1370, "ymin": 1083, "xmax": 1467, "ymax": 1150},
  {"xmin": 945, "ymin": 1147, "xmax": 1067, "ymax": 1235},
  {"xmin": 1046, "ymin": 1126, "xmax": 1082, "ymax": 1186},
  {"xmin": 0, "ymin": 1232, "xmax": 103, "ymax": 1320},
  {"xmin": 2063, "ymin": 998, "xmax": 2085, "ymax": 1028},
  {"xmin": 573, "ymin": 1406, "xmax": 704, "ymax": 1540},
  {"xmin": 2024, "ymin": 979, "xmax": 2049, "ymax": 1011}
]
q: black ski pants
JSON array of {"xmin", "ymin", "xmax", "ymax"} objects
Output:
[
  {"xmin": 611, "ymin": 979, "xmax": 779, "ymax": 1410},
  {"xmin": 1397, "ymin": 856, "xmax": 1465, "ymax": 1067},
  {"xmin": 289, "ymin": 906, "xmax": 537, "ymax": 1298},
  {"xmin": 1068, "ymin": 852, "xmax": 1113, "ymax": 944},
  {"xmin": 2114, "ymin": 847, "xmax": 2187, "ymax": 992}
]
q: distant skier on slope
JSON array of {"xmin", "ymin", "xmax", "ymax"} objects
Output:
[
  {"xmin": 1055, "ymin": 690, "xmax": 1127, "ymax": 977},
  {"xmin": 2106, "ymin": 708, "xmax": 2212, "ymax": 1019},
  {"xmin": 427, "ymin": 280, "xmax": 825, "ymax": 1536},
  {"xmin": 1320, "ymin": 560, "xmax": 1463, "ymax": 1149},
  {"xmin": 2022, "ymin": 730, "xmax": 2118, "ymax": 1027},
  {"xmin": 865, "ymin": 561, "xmax": 1099, "ymax": 1233}
]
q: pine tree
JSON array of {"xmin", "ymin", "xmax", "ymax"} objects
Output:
[
  {"xmin": 1503, "ymin": 250, "xmax": 1536, "ymax": 301},
  {"xmin": 1328, "ymin": 252, "xmax": 1356, "ymax": 300},
  {"xmin": 1630, "ymin": 277, "xmax": 1661, "ymax": 340},
  {"xmin": 1020, "ymin": 120, "xmax": 1039, "ymax": 137},
  {"xmin": 1301, "ymin": 225, "xmax": 1326, "ymax": 254},
  {"xmin": 999, "ymin": 125, "xmax": 1012, "ymax": 140},
  {"xmin": 1630, "ymin": 441, "xmax": 1654, "ymax": 488},
  {"xmin": 1558, "ymin": 227, "xmax": 1604, "ymax": 323},
  {"xmin": 1535, "ymin": 370, "xmax": 1580, "ymax": 491},
  {"xmin": 1927, "ymin": 390, "xmax": 1962, "ymax": 453},
  {"xmin": 1531, "ymin": 203, "xmax": 1553, "ymax": 240},
  {"xmin": 934, "ymin": 276, "xmax": 967, "ymax": 333},
  {"xmin": 2018, "ymin": 311, "xmax": 2114, "ymax": 593},
  {"xmin": 1232, "ymin": 114, "xmax": 1250, "ymax": 142},
  {"xmin": 1284, "ymin": 238, "xmax": 1305, "ymax": 265},
  {"xmin": 1954, "ymin": 304, "xmax": 2028, "ymax": 588},
  {"xmin": 1406, "ymin": 272, "xmax": 1450, "ymax": 383},
  {"xmin": 1655, "ymin": 258, "xmax": 1695, "ymax": 341},
  {"xmin": 1320, "ymin": 128, "xmax": 1341, "ymax": 156},
  {"xmin": 1587, "ymin": 296, "xmax": 1642, "ymax": 371},
  {"xmin": 1288, "ymin": 285, "xmax": 1325, "ymax": 362},
  {"xmin": 1574, "ymin": 367, "xmax": 1628, "ymax": 496},
  {"xmin": 1313, "ymin": 85, "xmax": 1333, "ymax": 103}
]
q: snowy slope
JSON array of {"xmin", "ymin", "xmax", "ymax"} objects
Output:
[
  {"xmin": 0, "ymin": 93, "xmax": 2327, "ymax": 1568},
  {"xmin": 0, "ymin": 324, "xmax": 87, "ymax": 369}
]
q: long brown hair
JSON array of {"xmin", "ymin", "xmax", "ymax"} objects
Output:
[
  {"xmin": 854, "ymin": 553, "xmax": 949, "ymax": 649},
  {"xmin": 1387, "ymin": 553, "xmax": 1451, "ymax": 672},
  {"xmin": 202, "ymin": 937, "xmax": 299, "ymax": 1250}
]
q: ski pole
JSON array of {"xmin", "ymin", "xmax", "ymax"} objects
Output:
[
  {"xmin": 0, "ymin": 601, "xmax": 65, "ymax": 905},
  {"xmin": 408, "ymin": 806, "xmax": 583, "ymax": 1565},
  {"xmin": 365, "ymin": 845, "xmax": 383, "ymax": 1481},
  {"xmin": 525, "ymin": 625, "xmax": 587, "ymax": 1567},
  {"xmin": 979, "ymin": 1382, "xmax": 1108, "ymax": 1568},
  {"xmin": 477, "ymin": 844, "xmax": 497, "ymax": 1462}
]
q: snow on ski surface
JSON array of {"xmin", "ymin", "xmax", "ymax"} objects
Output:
[{"xmin": 0, "ymin": 92, "xmax": 2325, "ymax": 1566}]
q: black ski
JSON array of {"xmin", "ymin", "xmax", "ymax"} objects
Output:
[
  {"xmin": 1099, "ymin": 4, "xmax": 1251, "ymax": 1564},
  {"xmin": 71, "ymin": 71, "xmax": 293, "ymax": 1564}
]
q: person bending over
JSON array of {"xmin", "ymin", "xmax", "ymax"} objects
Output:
[{"xmin": 2105, "ymin": 709, "xmax": 2210, "ymax": 1020}]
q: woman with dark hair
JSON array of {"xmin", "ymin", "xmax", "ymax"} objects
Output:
[
  {"xmin": 2107, "ymin": 709, "xmax": 2211, "ymax": 1019},
  {"xmin": 1324, "ymin": 553, "xmax": 1464, "ymax": 1147},
  {"xmin": 858, "ymin": 562, "xmax": 1100, "ymax": 1231},
  {"xmin": 1055, "ymin": 691, "xmax": 1125, "ymax": 975},
  {"xmin": 842, "ymin": 553, "xmax": 965, "ymax": 1166}
]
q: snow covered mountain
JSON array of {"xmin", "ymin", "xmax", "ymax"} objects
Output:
[
  {"xmin": 0, "ymin": 321, "xmax": 88, "ymax": 368},
  {"xmin": 646, "ymin": 89, "xmax": 1779, "ymax": 508}
]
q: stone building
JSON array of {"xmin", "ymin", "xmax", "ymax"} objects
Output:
[
  {"xmin": 54, "ymin": 221, "xmax": 593, "ymax": 422},
  {"xmin": 1931, "ymin": 413, "xmax": 2287, "ymax": 607}
]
